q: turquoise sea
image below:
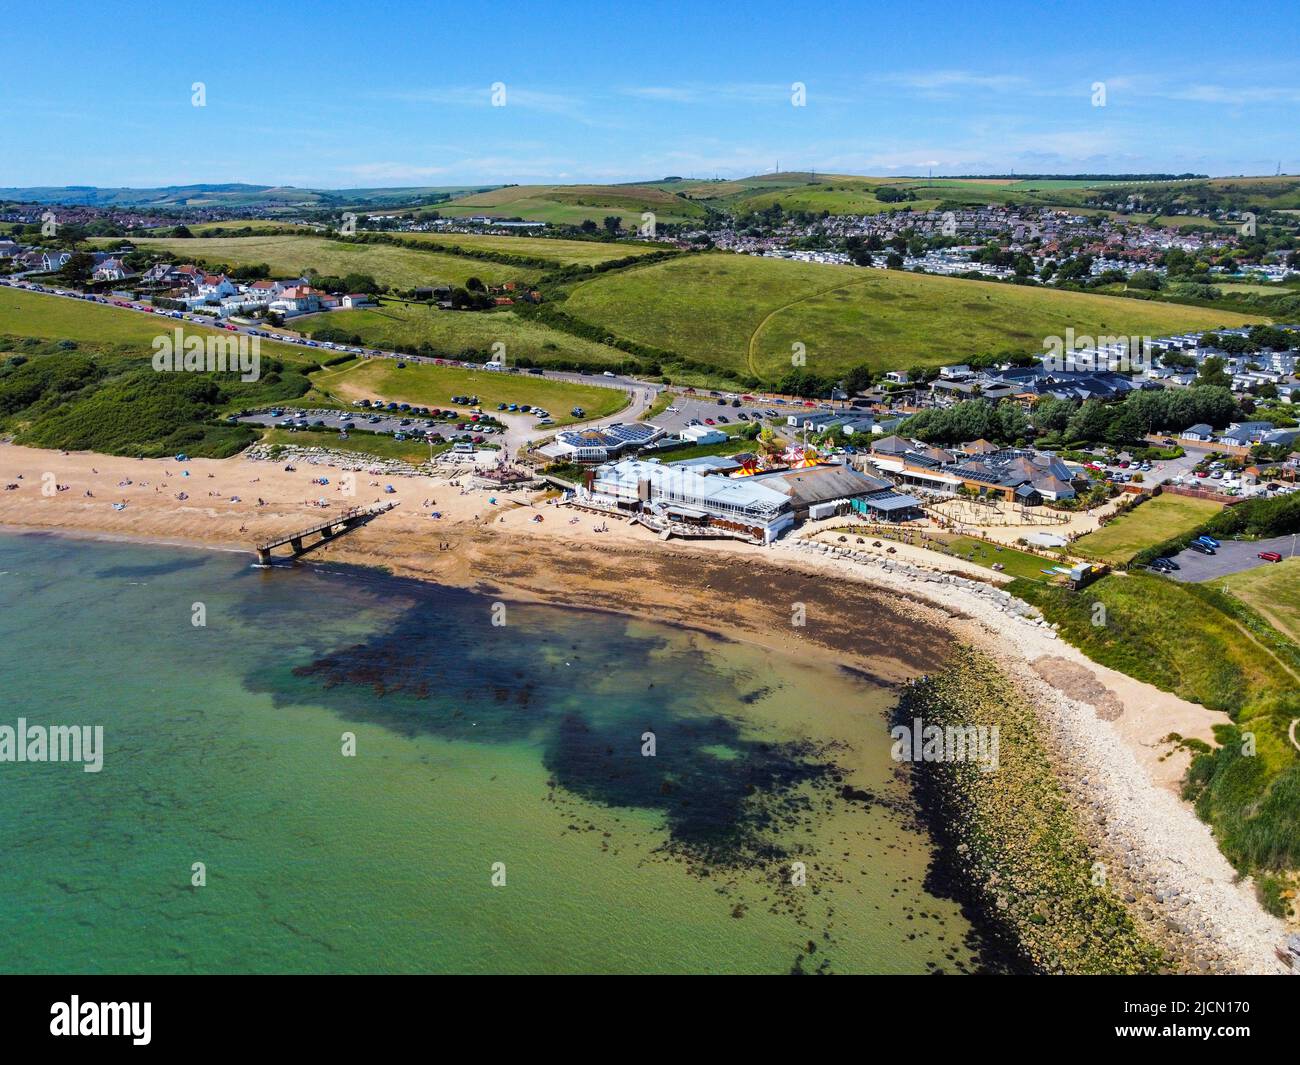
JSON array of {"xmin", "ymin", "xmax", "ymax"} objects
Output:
[{"xmin": 0, "ymin": 532, "xmax": 982, "ymax": 974}]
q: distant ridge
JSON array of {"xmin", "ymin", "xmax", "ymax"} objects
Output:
[{"xmin": 0, "ymin": 183, "xmax": 499, "ymax": 209}]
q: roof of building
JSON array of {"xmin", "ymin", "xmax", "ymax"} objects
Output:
[
  {"xmin": 861, "ymin": 491, "xmax": 922, "ymax": 512},
  {"xmin": 558, "ymin": 422, "xmax": 660, "ymax": 450},
  {"xmin": 596, "ymin": 459, "xmax": 789, "ymax": 515},
  {"xmin": 670, "ymin": 456, "xmax": 743, "ymax": 473},
  {"xmin": 753, "ymin": 463, "xmax": 892, "ymax": 507}
]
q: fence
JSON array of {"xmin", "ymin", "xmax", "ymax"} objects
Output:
[{"xmin": 1162, "ymin": 483, "xmax": 1245, "ymax": 506}]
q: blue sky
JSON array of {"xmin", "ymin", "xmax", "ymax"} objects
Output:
[{"xmin": 3, "ymin": 0, "xmax": 1297, "ymax": 188}]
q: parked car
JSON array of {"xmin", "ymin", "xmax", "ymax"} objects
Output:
[
  {"xmin": 1197, "ymin": 535, "xmax": 1221, "ymax": 549},
  {"xmin": 1154, "ymin": 557, "xmax": 1180, "ymax": 570},
  {"xmin": 1189, "ymin": 541, "xmax": 1215, "ymax": 555},
  {"xmin": 1257, "ymin": 551, "xmax": 1283, "ymax": 563}
]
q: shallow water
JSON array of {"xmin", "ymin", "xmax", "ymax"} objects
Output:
[{"xmin": 0, "ymin": 532, "xmax": 980, "ymax": 973}]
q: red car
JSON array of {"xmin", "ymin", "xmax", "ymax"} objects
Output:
[{"xmin": 1257, "ymin": 551, "xmax": 1283, "ymax": 563}]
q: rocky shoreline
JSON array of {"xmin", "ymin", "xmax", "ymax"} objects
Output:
[{"xmin": 785, "ymin": 537, "xmax": 1292, "ymax": 975}]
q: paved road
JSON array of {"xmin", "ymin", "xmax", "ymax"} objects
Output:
[{"xmin": 1167, "ymin": 533, "xmax": 1299, "ymax": 582}]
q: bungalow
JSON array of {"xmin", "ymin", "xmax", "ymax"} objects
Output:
[
  {"xmin": 341, "ymin": 293, "xmax": 374, "ymax": 309},
  {"xmin": 1223, "ymin": 421, "xmax": 1274, "ymax": 445},
  {"xmin": 1181, "ymin": 423, "xmax": 1215, "ymax": 443},
  {"xmin": 1259, "ymin": 428, "xmax": 1300, "ymax": 449}
]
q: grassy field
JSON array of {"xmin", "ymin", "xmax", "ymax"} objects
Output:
[
  {"xmin": 730, "ymin": 179, "xmax": 943, "ymax": 216},
  {"xmin": 97, "ymin": 235, "xmax": 535, "ymax": 289},
  {"xmin": 1012, "ymin": 571, "xmax": 1300, "ymax": 882},
  {"xmin": 308, "ymin": 358, "xmax": 628, "ymax": 425},
  {"xmin": 303, "ymin": 301, "xmax": 628, "ymax": 368},
  {"xmin": 939, "ymin": 534, "xmax": 1063, "ymax": 581},
  {"xmin": 258, "ymin": 427, "xmax": 443, "ymax": 464},
  {"xmin": 173, "ymin": 219, "xmax": 322, "ymax": 235},
  {"xmin": 563, "ymin": 253, "xmax": 1266, "ymax": 380},
  {"xmin": 385, "ymin": 231, "xmax": 662, "ymax": 266},
  {"xmin": 433, "ymin": 183, "xmax": 707, "ymax": 227},
  {"xmin": 1073, "ymin": 494, "xmax": 1225, "ymax": 565},
  {"xmin": 1213, "ymin": 559, "xmax": 1300, "ymax": 644},
  {"xmin": 0, "ymin": 286, "xmax": 312, "ymax": 364}
]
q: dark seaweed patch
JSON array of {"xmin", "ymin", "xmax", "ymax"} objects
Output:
[
  {"xmin": 245, "ymin": 594, "xmax": 845, "ymax": 866},
  {"xmin": 97, "ymin": 557, "xmax": 203, "ymax": 579}
]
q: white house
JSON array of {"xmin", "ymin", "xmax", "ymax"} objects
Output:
[
  {"xmin": 92, "ymin": 257, "xmax": 131, "ymax": 282},
  {"xmin": 197, "ymin": 273, "xmax": 237, "ymax": 299},
  {"xmin": 270, "ymin": 285, "xmax": 321, "ymax": 316}
]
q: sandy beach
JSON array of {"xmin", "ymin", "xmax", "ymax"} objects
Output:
[{"xmin": 0, "ymin": 441, "xmax": 1290, "ymax": 972}]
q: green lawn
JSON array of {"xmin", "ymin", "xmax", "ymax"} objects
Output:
[
  {"xmin": 258, "ymin": 427, "xmax": 443, "ymax": 464},
  {"xmin": 97, "ymin": 235, "xmax": 535, "ymax": 289},
  {"xmin": 1213, "ymin": 558, "xmax": 1300, "ymax": 644},
  {"xmin": 387, "ymin": 231, "xmax": 662, "ymax": 266},
  {"xmin": 563, "ymin": 253, "xmax": 1265, "ymax": 381},
  {"xmin": 0, "ymin": 286, "xmax": 311, "ymax": 364},
  {"xmin": 939, "ymin": 534, "xmax": 1063, "ymax": 581},
  {"xmin": 304, "ymin": 300, "xmax": 628, "ymax": 368},
  {"xmin": 1073, "ymin": 494, "xmax": 1225, "ymax": 565},
  {"xmin": 309, "ymin": 358, "xmax": 628, "ymax": 426}
]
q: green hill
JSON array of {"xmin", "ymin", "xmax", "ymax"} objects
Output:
[
  {"xmin": 562, "ymin": 253, "xmax": 1266, "ymax": 381},
  {"xmin": 432, "ymin": 183, "xmax": 709, "ymax": 226},
  {"xmin": 97, "ymin": 235, "xmax": 536, "ymax": 290}
]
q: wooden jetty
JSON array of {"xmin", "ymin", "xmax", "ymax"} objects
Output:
[{"xmin": 252, "ymin": 501, "xmax": 398, "ymax": 565}]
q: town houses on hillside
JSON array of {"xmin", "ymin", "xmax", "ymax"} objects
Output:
[{"xmin": 138, "ymin": 264, "xmax": 375, "ymax": 319}]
